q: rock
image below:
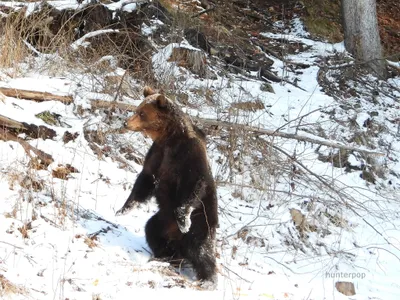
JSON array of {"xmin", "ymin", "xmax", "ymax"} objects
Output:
[
  {"xmin": 184, "ymin": 28, "xmax": 213, "ymax": 54},
  {"xmin": 168, "ymin": 47, "xmax": 208, "ymax": 77},
  {"xmin": 260, "ymin": 83, "xmax": 275, "ymax": 93},
  {"xmin": 220, "ymin": 45, "xmax": 274, "ymax": 74},
  {"xmin": 335, "ymin": 281, "xmax": 356, "ymax": 296}
]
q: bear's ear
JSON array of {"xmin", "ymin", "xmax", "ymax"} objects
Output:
[
  {"xmin": 143, "ymin": 86, "xmax": 155, "ymax": 97},
  {"xmin": 156, "ymin": 94, "xmax": 168, "ymax": 109}
]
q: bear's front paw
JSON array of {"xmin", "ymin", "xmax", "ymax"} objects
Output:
[
  {"xmin": 175, "ymin": 206, "xmax": 194, "ymax": 233},
  {"xmin": 177, "ymin": 217, "xmax": 191, "ymax": 234},
  {"xmin": 115, "ymin": 207, "xmax": 128, "ymax": 216},
  {"xmin": 115, "ymin": 202, "xmax": 140, "ymax": 216}
]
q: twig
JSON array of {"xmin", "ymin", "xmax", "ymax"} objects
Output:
[
  {"xmin": 94, "ymin": 215, "xmax": 119, "ymax": 228},
  {"xmin": 23, "ymin": 40, "xmax": 42, "ymax": 56},
  {"xmin": 113, "ymin": 70, "xmax": 129, "ymax": 102},
  {"xmin": 191, "ymin": 5, "xmax": 215, "ymax": 18},
  {"xmin": 0, "ymin": 241, "xmax": 23, "ymax": 249},
  {"xmin": 70, "ymin": 29, "xmax": 119, "ymax": 51},
  {"xmin": 264, "ymin": 255, "xmax": 301, "ymax": 274},
  {"xmin": 199, "ymin": 118, "xmax": 384, "ymax": 156},
  {"xmin": 88, "ymin": 227, "xmax": 112, "ymax": 238},
  {"xmin": 142, "ymin": 247, "xmax": 151, "ymax": 255},
  {"xmin": 271, "ymin": 144, "xmax": 399, "ymax": 251},
  {"xmin": 221, "ymin": 264, "xmax": 252, "ymax": 283},
  {"xmin": 30, "ymin": 288, "xmax": 47, "ymax": 295},
  {"xmin": 40, "ymin": 214, "xmax": 60, "ymax": 228},
  {"xmin": 366, "ymin": 246, "xmax": 400, "ymax": 263},
  {"xmin": 321, "ymin": 52, "xmax": 400, "ymax": 70}
]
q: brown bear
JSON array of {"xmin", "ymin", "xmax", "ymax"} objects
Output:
[{"xmin": 116, "ymin": 86, "xmax": 218, "ymax": 289}]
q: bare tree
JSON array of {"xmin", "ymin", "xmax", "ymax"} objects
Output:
[{"xmin": 341, "ymin": 0, "xmax": 387, "ymax": 79}]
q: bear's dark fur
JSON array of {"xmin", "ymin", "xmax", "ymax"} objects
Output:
[{"xmin": 116, "ymin": 87, "xmax": 218, "ymax": 288}]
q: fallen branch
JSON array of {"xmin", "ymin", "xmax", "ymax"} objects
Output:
[
  {"xmin": 0, "ymin": 87, "xmax": 73, "ymax": 104},
  {"xmin": 198, "ymin": 118, "xmax": 384, "ymax": 156},
  {"xmin": 90, "ymin": 99, "xmax": 137, "ymax": 112},
  {"xmin": 88, "ymin": 226, "xmax": 113, "ymax": 239},
  {"xmin": 0, "ymin": 114, "xmax": 56, "ymax": 140},
  {"xmin": 0, "ymin": 128, "xmax": 54, "ymax": 166},
  {"xmin": 191, "ymin": 5, "xmax": 215, "ymax": 18},
  {"xmin": 259, "ymin": 67, "xmax": 307, "ymax": 92},
  {"xmin": 71, "ymin": 29, "xmax": 119, "ymax": 51},
  {"xmin": 0, "ymin": 241, "xmax": 23, "ymax": 250},
  {"xmin": 88, "ymin": 100, "xmax": 383, "ymax": 156},
  {"xmin": 0, "ymin": 115, "xmax": 26, "ymax": 130}
]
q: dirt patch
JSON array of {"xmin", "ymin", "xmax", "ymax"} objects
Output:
[
  {"xmin": 301, "ymin": 0, "xmax": 343, "ymax": 42},
  {"xmin": 301, "ymin": 0, "xmax": 400, "ymax": 59},
  {"xmin": 0, "ymin": 274, "xmax": 27, "ymax": 297},
  {"xmin": 231, "ymin": 100, "xmax": 265, "ymax": 112},
  {"xmin": 52, "ymin": 164, "xmax": 79, "ymax": 180},
  {"xmin": 377, "ymin": 0, "xmax": 400, "ymax": 59}
]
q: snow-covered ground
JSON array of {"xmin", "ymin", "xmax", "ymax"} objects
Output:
[{"xmin": 1, "ymin": 1, "xmax": 400, "ymax": 299}]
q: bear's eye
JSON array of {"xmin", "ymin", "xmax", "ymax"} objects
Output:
[{"xmin": 138, "ymin": 111, "xmax": 145, "ymax": 119}]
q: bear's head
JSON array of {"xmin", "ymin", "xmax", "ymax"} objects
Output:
[{"xmin": 124, "ymin": 86, "xmax": 178, "ymax": 141}]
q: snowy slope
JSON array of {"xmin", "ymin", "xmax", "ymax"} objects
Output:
[{"xmin": 0, "ymin": 2, "xmax": 400, "ymax": 300}]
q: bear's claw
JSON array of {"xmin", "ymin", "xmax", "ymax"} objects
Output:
[{"xmin": 115, "ymin": 202, "xmax": 141, "ymax": 216}]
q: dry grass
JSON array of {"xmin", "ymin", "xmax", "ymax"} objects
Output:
[
  {"xmin": 0, "ymin": 5, "xmax": 75, "ymax": 75},
  {"xmin": 0, "ymin": 9, "xmax": 29, "ymax": 75},
  {"xmin": 168, "ymin": 47, "xmax": 208, "ymax": 77},
  {"xmin": 0, "ymin": 3, "xmax": 155, "ymax": 85},
  {"xmin": 84, "ymin": 235, "xmax": 99, "ymax": 249},
  {"xmin": 0, "ymin": 274, "xmax": 26, "ymax": 297},
  {"xmin": 302, "ymin": 0, "xmax": 343, "ymax": 43}
]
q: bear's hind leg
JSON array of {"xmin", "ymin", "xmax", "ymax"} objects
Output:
[
  {"xmin": 182, "ymin": 235, "xmax": 217, "ymax": 289},
  {"xmin": 145, "ymin": 212, "xmax": 179, "ymax": 259}
]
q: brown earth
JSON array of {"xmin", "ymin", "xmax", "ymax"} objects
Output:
[
  {"xmin": 377, "ymin": 0, "xmax": 400, "ymax": 59},
  {"xmin": 162, "ymin": 0, "xmax": 399, "ymax": 60}
]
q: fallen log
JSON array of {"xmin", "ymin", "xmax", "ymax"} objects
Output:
[
  {"xmin": 0, "ymin": 87, "xmax": 73, "ymax": 104},
  {"xmin": 0, "ymin": 128, "xmax": 54, "ymax": 166},
  {"xmin": 89, "ymin": 99, "xmax": 383, "ymax": 156},
  {"xmin": 90, "ymin": 100, "xmax": 137, "ymax": 112},
  {"xmin": 0, "ymin": 114, "xmax": 57, "ymax": 140},
  {"xmin": 0, "ymin": 114, "xmax": 26, "ymax": 130}
]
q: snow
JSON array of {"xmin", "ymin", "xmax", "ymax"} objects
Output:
[
  {"xmin": 0, "ymin": 5, "xmax": 400, "ymax": 300},
  {"xmin": 71, "ymin": 29, "xmax": 120, "ymax": 51},
  {"xmin": 0, "ymin": 76, "xmax": 74, "ymax": 95},
  {"xmin": 106, "ymin": 0, "xmax": 141, "ymax": 12}
]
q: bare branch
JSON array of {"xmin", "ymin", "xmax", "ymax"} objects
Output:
[
  {"xmin": 89, "ymin": 100, "xmax": 383, "ymax": 156},
  {"xmin": 199, "ymin": 118, "xmax": 384, "ymax": 156},
  {"xmin": 0, "ymin": 241, "xmax": 23, "ymax": 249},
  {"xmin": 271, "ymin": 143, "xmax": 398, "ymax": 250}
]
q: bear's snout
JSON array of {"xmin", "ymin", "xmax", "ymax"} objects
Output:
[{"xmin": 125, "ymin": 116, "xmax": 139, "ymax": 131}]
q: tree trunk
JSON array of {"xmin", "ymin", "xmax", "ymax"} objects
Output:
[{"xmin": 341, "ymin": 0, "xmax": 387, "ymax": 79}]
